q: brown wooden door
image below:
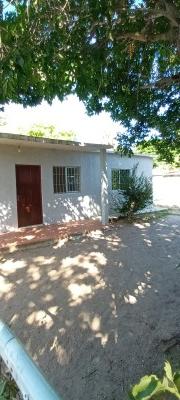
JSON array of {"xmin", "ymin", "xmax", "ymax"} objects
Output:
[{"xmin": 16, "ymin": 165, "xmax": 43, "ymax": 227}]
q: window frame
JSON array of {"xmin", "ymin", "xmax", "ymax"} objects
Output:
[
  {"xmin": 111, "ymin": 168, "xmax": 130, "ymax": 191},
  {"xmin": 53, "ymin": 166, "xmax": 81, "ymax": 194}
]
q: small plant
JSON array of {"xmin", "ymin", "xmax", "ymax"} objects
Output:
[
  {"xmin": 113, "ymin": 164, "xmax": 153, "ymax": 220},
  {"xmin": 0, "ymin": 376, "xmax": 18, "ymax": 399},
  {"xmin": 129, "ymin": 361, "xmax": 180, "ymax": 400}
]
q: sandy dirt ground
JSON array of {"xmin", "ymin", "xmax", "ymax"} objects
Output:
[{"xmin": 0, "ymin": 215, "xmax": 180, "ymax": 400}]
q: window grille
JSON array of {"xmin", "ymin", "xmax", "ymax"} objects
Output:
[
  {"xmin": 53, "ymin": 166, "xmax": 80, "ymax": 193},
  {"xmin": 111, "ymin": 169, "xmax": 130, "ymax": 190}
]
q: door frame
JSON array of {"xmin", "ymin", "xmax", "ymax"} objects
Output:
[{"xmin": 15, "ymin": 164, "xmax": 43, "ymax": 228}]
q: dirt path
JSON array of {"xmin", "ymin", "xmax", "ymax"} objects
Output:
[{"xmin": 0, "ymin": 215, "xmax": 180, "ymax": 400}]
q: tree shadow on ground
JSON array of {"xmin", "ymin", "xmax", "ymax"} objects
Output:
[{"xmin": 0, "ymin": 215, "xmax": 180, "ymax": 400}]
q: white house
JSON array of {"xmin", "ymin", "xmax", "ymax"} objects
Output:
[{"xmin": 0, "ymin": 133, "xmax": 153, "ymax": 232}]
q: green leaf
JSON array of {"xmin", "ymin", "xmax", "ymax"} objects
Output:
[
  {"xmin": 129, "ymin": 362, "xmax": 180, "ymax": 400},
  {"xmin": 0, "ymin": 380, "xmax": 6, "ymax": 396},
  {"xmin": 17, "ymin": 56, "xmax": 24, "ymax": 69},
  {"xmin": 164, "ymin": 361, "xmax": 174, "ymax": 382},
  {"xmin": 174, "ymin": 372, "xmax": 180, "ymax": 392},
  {"xmin": 161, "ymin": 362, "xmax": 180, "ymax": 398},
  {"xmin": 0, "ymin": 377, "xmax": 18, "ymax": 399},
  {"xmin": 130, "ymin": 375, "xmax": 161, "ymax": 400}
]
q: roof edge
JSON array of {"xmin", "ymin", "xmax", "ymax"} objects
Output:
[
  {"xmin": 0, "ymin": 133, "xmax": 112, "ymax": 150},
  {"xmin": 107, "ymin": 150, "xmax": 153, "ymax": 159}
]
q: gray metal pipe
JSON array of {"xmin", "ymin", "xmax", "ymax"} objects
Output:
[{"xmin": 0, "ymin": 320, "xmax": 62, "ymax": 400}]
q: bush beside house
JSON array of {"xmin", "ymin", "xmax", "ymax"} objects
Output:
[{"xmin": 112, "ymin": 164, "xmax": 153, "ymax": 220}]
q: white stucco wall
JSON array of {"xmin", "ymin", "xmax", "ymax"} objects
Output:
[
  {"xmin": 107, "ymin": 153, "xmax": 152, "ymax": 178},
  {"xmin": 0, "ymin": 145, "xmax": 153, "ymax": 232},
  {"xmin": 107, "ymin": 153, "xmax": 153, "ymax": 215},
  {"xmin": 0, "ymin": 144, "xmax": 101, "ymax": 232}
]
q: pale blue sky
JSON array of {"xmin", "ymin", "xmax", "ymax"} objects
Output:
[{"xmin": 3, "ymin": 95, "xmax": 124, "ymax": 144}]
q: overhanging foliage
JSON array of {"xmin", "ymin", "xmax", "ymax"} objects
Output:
[{"xmin": 1, "ymin": 0, "xmax": 180, "ymax": 161}]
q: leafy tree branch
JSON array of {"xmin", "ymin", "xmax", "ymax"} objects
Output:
[{"xmin": 1, "ymin": 0, "xmax": 180, "ymax": 162}]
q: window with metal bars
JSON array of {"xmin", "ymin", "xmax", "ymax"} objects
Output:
[
  {"xmin": 111, "ymin": 169, "xmax": 130, "ymax": 190},
  {"xmin": 53, "ymin": 166, "xmax": 80, "ymax": 193}
]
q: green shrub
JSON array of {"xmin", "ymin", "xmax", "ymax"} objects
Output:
[
  {"xmin": 113, "ymin": 164, "xmax": 153, "ymax": 220},
  {"xmin": 129, "ymin": 361, "xmax": 180, "ymax": 399}
]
